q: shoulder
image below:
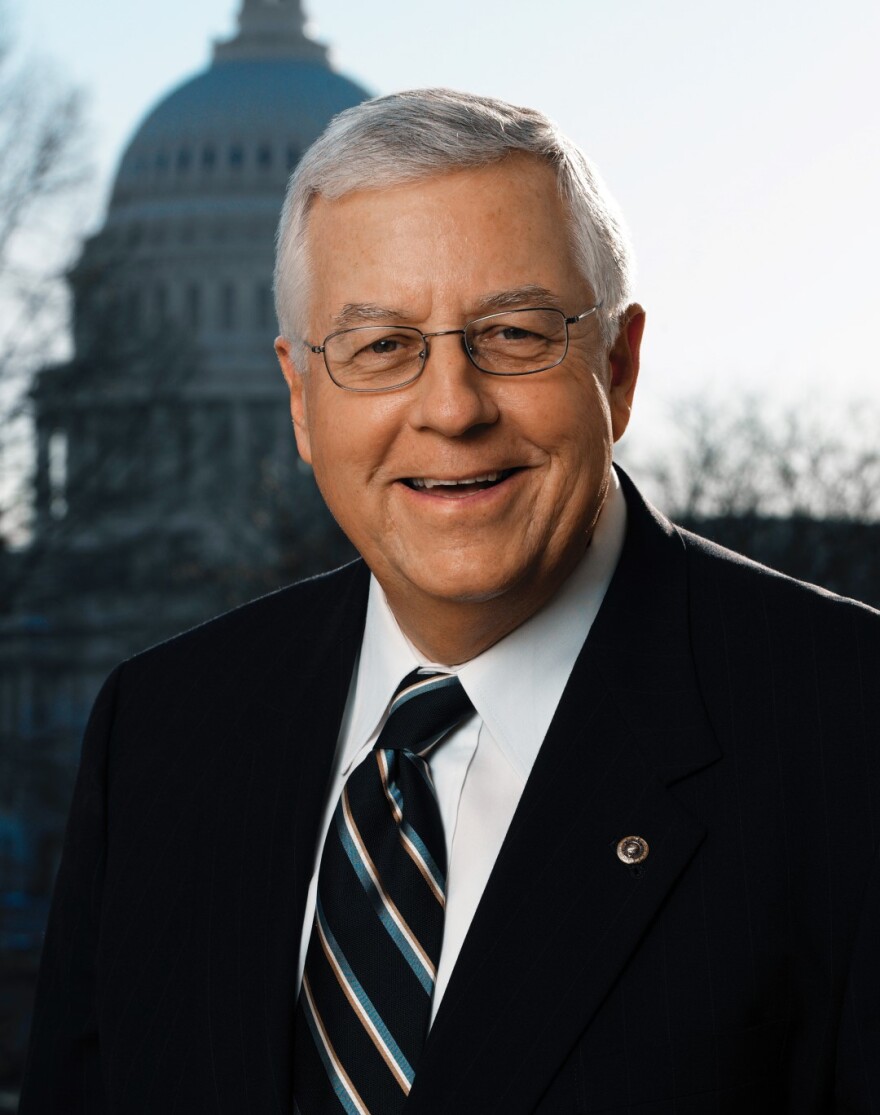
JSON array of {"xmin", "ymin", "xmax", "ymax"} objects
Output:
[
  {"xmin": 618, "ymin": 465, "xmax": 879, "ymax": 646},
  {"xmin": 677, "ymin": 522, "xmax": 879, "ymax": 630},
  {"xmin": 115, "ymin": 558, "xmax": 370, "ymax": 692},
  {"xmin": 86, "ymin": 559, "xmax": 370, "ymax": 780},
  {"xmin": 674, "ymin": 523, "xmax": 880, "ymax": 715}
]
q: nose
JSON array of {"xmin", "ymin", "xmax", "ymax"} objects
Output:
[{"xmin": 408, "ymin": 331, "xmax": 500, "ymax": 437}]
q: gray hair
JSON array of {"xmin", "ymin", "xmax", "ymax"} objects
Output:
[{"xmin": 274, "ymin": 88, "xmax": 635, "ymax": 350}]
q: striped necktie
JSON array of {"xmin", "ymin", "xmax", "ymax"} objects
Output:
[{"xmin": 293, "ymin": 671, "xmax": 474, "ymax": 1114}]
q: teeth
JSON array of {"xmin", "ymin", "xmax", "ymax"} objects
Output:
[{"xmin": 411, "ymin": 471, "xmax": 504, "ymax": 490}]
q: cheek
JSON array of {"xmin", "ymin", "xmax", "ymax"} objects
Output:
[
  {"xmin": 525, "ymin": 376, "xmax": 613, "ymax": 471},
  {"xmin": 542, "ymin": 389, "xmax": 615, "ymax": 531},
  {"xmin": 304, "ymin": 404, "xmax": 357, "ymax": 503},
  {"xmin": 305, "ymin": 401, "xmax": 399, "ymax": 516}
]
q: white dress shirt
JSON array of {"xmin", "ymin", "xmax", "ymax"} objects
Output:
[{"xmin": 297, "ymin": 470, "xmax": 627, "ymax": 1021}]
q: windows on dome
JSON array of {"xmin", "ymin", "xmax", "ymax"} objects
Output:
[
  {"xmin": 257, "ymin": 144, "xmax": 273, "ymax": 169},
  {"xmin": 202, "ymin": 145, "xmax": 217, "ymax": 171},
  {"xmin": 229, "ymin": 144, "xmax": 244, "ymax": 169},
  {"xmin": 177, "ymin": 148, "xmax": 192, "ymax": 172}
]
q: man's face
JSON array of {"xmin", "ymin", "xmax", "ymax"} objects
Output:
[{"xmin": 277, "ymin": 156, "xmax": 643, "ymax": 653}]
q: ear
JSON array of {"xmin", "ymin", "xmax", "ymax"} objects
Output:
[
  {"xmin": 275, "ymin": 336, "xmax": 313, "ymax": 465},
  {"xmin": 607, "ymin": 304, "xmax": 645, "ymax": 442}
]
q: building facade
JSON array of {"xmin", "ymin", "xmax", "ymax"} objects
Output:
[{"xmin": 0, "ymin": 0, "xmax": 366, "ymax": 941}]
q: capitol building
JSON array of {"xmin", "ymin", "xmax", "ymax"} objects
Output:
[{"xmin": 0, "ymin": 0, "xmax": 367, "ymax": 904}]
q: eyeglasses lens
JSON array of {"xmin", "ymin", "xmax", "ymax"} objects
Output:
[
  {"xmin": 464, "ymin": 308, "xmax": 567, "ymax": 374},
  {"xmin": 325, "ymin": 327, "xmax": 425, "ymax": 391}
]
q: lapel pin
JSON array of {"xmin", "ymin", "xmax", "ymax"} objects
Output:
[{"xmin": 616, "ymin": 835, "xmax": 649, "ymax": 865}]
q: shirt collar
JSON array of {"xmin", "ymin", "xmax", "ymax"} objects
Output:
[{"xmin": 340, "ymin": 468, "xmax": 627, "ymax": 780}]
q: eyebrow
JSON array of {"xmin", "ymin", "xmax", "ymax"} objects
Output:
[
  {"xmin": 330, "ymin": 287, "xmax": 566, "ymax": 332},
  {"xmin": 331, "ymin": 303, "xmax": 409, "ymax": 330},
  {"xmin": 475, "ymin": 286, "xmax": 565, "ymax": 314}
]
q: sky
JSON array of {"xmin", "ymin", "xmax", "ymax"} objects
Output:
[{"xmin": 14, "ymin": 0, "xmax": 880, "ymax": 451}]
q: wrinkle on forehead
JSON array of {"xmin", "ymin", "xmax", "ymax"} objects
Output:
[{"xmin": 307, "ymin": 159, "xmax": 581, "ymax": 335}]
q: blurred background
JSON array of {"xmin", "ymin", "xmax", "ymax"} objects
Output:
[{"xmin": 1, "ymin": 0, "xmax": 878, "ymax": 1101}]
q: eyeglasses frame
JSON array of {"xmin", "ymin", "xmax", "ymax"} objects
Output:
[{"xmin": 304, "ymin": 302, "xmax": 604, "ymax": 393}]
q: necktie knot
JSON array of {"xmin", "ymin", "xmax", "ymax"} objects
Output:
[{"xmin": 375, "ymin": 670, "xmax": 474, "ymax": 757}]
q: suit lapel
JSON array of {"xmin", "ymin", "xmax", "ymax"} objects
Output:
[
  {"xmin": 252, "ymin": 559, "xmax": 371, "ymax": 957},
  {"xmin": 202, "ymin": 560, "xmax": 371, "ymax": 1101},
  {"xmin": 282, "ymin": 561, "xmax": 373, "ymax": 936},
  {"xmin": 407, "ymin": 474, "xmax": 721, "ymax": 1114}
]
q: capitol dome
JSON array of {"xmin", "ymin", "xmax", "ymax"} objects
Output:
[
  {"xmin": 110, "ymin": 6, "xmax": 367, "ymax": 214},
  {"xmin": 78, "ymin": 0, "xmax": 369, "ymax": 373},
  {"xmin": 30, "ymin": 0, "xmax": 367, "ymax": 622}
]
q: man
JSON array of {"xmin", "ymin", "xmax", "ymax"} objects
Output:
[{"xmin": 21, "ymin": 89, "xmax": 880, "ymax": 1113}]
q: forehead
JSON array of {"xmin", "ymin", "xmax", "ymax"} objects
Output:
[{"xmin": 303, "ymin": 157, "xmax": 582, "ymax": 328}]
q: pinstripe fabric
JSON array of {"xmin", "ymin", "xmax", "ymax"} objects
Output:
[
  {"xmin": 293, "ymin": 671, "xmax": 474, "ymax": 1114},
  {"xmin": 21, "ymin": 475, "xmax": 880, "ymax": 1113}
]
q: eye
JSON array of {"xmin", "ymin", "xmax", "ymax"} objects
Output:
[
  {"xmin": 362, "ymin": 336, "xmax": 400, "ymax": 356},
  {"xmin": 350, "ymin": 331, "xmax": 420, "ymax": 361},
  {"xmin": 498, "ymin": 324, "xmax": 545, "ymax": 342},
  {"xmin": 468, "ymin": 310, "xmax": 562, "ymax": 350},
  {"xmin": 471, "ymin": 322, "xmax": 550, "ymax": 349}
]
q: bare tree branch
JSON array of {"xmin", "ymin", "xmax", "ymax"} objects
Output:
[
  {"xmin": 627, "ymin": 396, "xmax": 880, "ymax": 524},
  {"xmin": 0, "ymin": 7, "xmax": 92, "ymax": 548}
]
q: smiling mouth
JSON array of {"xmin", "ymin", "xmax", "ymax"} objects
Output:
[{"xmin": 403, "ymin": 469, "xmax": 517, "ymax": 493}]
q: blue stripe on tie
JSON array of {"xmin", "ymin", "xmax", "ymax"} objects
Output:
[
  {"xmin": 399, "ymin": 819, "xmax": 445, "ymax": 895},
  {"xmin": 317, "ymin": 899, "xmax": 416, "ymax": 1088},
  {"xmin": 335, "ymin": 807, "xmax": 434, "ymax": 994},
  {"xmin": 391, "ymin": 673, "xmax": 456, "ymax": 713},
  {"xmin": 384, "ymin": 755, "xmax": 444, "ymax": 894},
  {"xmin": 381, "ymin": 751, "xmax": 405, "ymax": 815},
  {"xmin": 299, "ymin": 980, "xmax": 365, "ymax": 1115}
]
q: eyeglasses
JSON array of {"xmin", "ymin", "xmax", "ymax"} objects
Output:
[{"xmin": 305, "ymin": 303, "xmax": 603, "ymax": 393}]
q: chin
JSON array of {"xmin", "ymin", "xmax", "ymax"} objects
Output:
[{"xmin": 405, "ymin": 563, "xmax": 538, "ymax": 608}]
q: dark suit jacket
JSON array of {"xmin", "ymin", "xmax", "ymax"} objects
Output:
[{"xmin": 20, "ymin": 473, "xmax": 880, "ymax": 1113}]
